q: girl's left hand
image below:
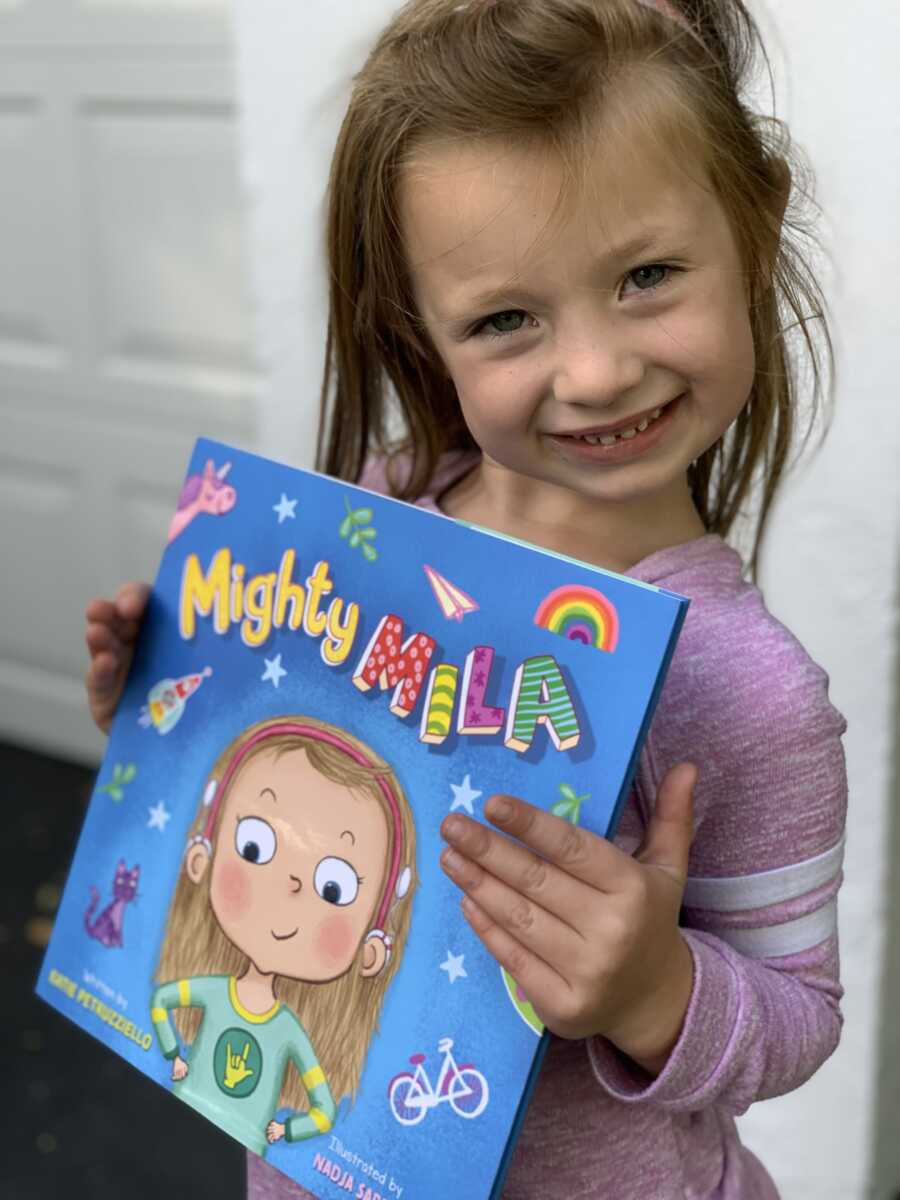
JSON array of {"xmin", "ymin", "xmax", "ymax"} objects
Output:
[
  {"xmin": 440, "ymin": 762, "xmax": 697, "ymax": 1073},
  {"xmin": 266, "ymin": 1120, "xmax": 286, "ymax": 1143}
]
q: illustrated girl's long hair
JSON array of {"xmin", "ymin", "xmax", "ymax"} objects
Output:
[
  {"xmin": 155, "ymin": 716, "xmax": 417, "ymax": 1111},
  {"xmin": 317, "ymin": 0, "xmax": 833, "ymax": 579}
]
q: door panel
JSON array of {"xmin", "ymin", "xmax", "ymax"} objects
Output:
[{"xmin": 0, "ymin": 1, "xmax": 260, "ymax": 763}]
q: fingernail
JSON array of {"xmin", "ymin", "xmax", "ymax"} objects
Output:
[{"xmin": 487, "ymin": 797, "xmax": 513, "ymax": 823}]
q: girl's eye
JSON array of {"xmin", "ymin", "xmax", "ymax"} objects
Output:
[
  {"xmin": 624, "ymin": 264, "xmax": 671, "ymax": 294},
  {"xmin": 235, "ymin": 816, "xmax": 277, "ymax": 865},
  {"xmin": 473, "ymin": 310, "xmax": 530, "ymax": 340},
  {"xmin": 313, "ymin": 857, "xmax": 360, "ymax": 906}
]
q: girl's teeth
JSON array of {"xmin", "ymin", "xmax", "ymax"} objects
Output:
[{"xmin": 576, "ymin": 406, "xmax": 665, "ymax": 445}]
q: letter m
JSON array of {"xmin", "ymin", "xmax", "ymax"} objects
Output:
[{"xmin": 351, "ymin": 614, "xmax": 435, "ymax": 717}]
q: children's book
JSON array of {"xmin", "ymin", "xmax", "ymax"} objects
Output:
[{"xmin": 37, "ymin": 437, "xmax": 689, "ymax": 1200}]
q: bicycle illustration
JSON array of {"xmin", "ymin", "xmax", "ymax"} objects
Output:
[{"xmin": 387, "ymin": 1037, "xmax": 489, "ymax": 1126}]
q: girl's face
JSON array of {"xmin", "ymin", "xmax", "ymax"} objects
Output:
[
  {"xmin": 207, "ymin": 747, "xmax": 389, "ymax": 981},
  {"xmin": 400, "ymin": 130, "xmax": 756, "ymax": 540}
]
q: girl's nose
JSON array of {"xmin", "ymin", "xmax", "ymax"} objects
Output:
[
  {"xmin": 289, "ymin": 874, "xmax": 302, "ymax": 894},
  {"xmin": 550, "ymin": 321, "xmax": 645, "ymax": 409}
]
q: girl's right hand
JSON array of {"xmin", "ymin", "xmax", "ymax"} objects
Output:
[
  {"xmin": 172, "ymin": 1055, "xmax": 189, "ymax": 1082},
  {"xmin": 84, "ymin": 582, "xmax": 151, "ymax": 734}
]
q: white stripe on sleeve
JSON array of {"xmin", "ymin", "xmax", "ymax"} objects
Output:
[
  {"xmin": 705, "ymin": 898, "xmax": 838, "ymax": 959},
  {"xmin": 683, "ymin": 836, "xmax": 844, "ymax": 913}
]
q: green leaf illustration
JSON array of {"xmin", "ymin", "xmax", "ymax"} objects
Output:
[
  {"xmin": 552, "ymin": 783, "xmax": 591, "ymax": 826},
  {"xmin": 99, "ymin": 762, "xmax": 137, "ymax": 802},
  {"xmin": 341, "ymin": 496, "xmax": 379, "ymax": 560},
  {"xmin": 551, "ymin": 799, "xmax": 576, "ymax": 822}
]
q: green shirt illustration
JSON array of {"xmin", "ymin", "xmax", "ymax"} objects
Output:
[{"xmin": 151, "ymin": 974, "xmax": 336, "ymax": 1156}]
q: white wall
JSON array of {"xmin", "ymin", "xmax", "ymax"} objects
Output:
[
  {"xmin": 737, "ymin": 5, "xmax": 900, "ymax": 1198},
  {"xmin": 229, "ymin": 3, "xmax": 900, "ymax": 1197}
]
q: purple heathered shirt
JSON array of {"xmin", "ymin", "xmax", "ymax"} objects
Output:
[{"xmin": 247, "ymin": 452, "xmax": 847, "ymax": 1200}]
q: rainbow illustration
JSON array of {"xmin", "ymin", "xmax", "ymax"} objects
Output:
[{"xmin": 533, "ymin": 585, "xmax": 619, "ymax": 653}]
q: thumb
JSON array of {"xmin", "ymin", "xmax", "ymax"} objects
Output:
[{"xmin": 634, "ymin": 761, "xmax": 697, "ymax": 883}]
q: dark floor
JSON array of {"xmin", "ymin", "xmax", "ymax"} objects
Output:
[{"xmin": 2, "ymin": 739, "xmax": 244, "ymax": 1200}]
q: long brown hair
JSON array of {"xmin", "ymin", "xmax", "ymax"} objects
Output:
[
  {"xmin": 317, "ymin": 0, "xmax": 832, "ymax": 578},
  {"xmin": 155, "ymin": 716, "xmax": 417, "ymax": 1111}
]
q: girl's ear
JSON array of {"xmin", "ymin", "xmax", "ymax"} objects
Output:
[
  {"xmin": 185, "ymin": 841, "xmax": 211, "ymax": 884},
  {"xmin": 360, "ymin": 932, "xmax": 389, "ymax": 978}
]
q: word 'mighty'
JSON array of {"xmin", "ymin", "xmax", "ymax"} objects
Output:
[{"xmin": 179, "ymin": 548, "xmax": 359, "ymax": 664}]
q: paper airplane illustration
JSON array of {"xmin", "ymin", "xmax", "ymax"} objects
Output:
[{"xmin": 423, "ymin": 565, "xmax": 480, "ymax": 622}]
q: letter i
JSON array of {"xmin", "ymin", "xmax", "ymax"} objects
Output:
[
  {"xmin": 230, "ymin": 563, "xmax": 246, "ymax": 622},
  {"xmin": 419, "ymin": 664, "xmax": 459, "ymax": 745}
]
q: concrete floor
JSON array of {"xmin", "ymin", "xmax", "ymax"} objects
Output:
[{"xmin": 2, "ymin": 739, "xmax": 243, "ymax": 1200}]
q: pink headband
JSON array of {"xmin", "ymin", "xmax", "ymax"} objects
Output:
[{"xmin": 201, "ymin": 722, "xmax": 407, "ymax": 931}]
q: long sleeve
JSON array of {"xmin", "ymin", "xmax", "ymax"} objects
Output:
[
  {"xmin": 151, "ymin": 977, "xmax": 206, "ymax": 1060},
  {"xmin": 589, "ymin": 553, "xmax": 848, "ymax": 1115},
  {"xmin": 283, "ymin": 1031, "xmax": 337, "ymax": 1142}
]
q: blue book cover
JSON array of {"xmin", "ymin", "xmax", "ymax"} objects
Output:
[{"xmin": 37, "ymin": 437, "xmax": 688, "ymax": 1200}]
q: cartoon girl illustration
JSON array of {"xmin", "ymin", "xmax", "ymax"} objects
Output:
[{"xmin": 150, "ymin": 716, "xmax": 416, "ymax": 1158}]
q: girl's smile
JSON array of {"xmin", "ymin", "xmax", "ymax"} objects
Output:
[{"xmin": 546, "ymin": 393, "xmax": 684, "ymax": 465}]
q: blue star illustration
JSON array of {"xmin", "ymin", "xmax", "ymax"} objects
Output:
[
  {"xmin": 273, "ymin": 494, "xmax": 298, "ymax": 524},
  {"xmin": 147, "ymin": 801, "xmax": 171, "ymax": 832},
  {"xmin": 261, "ymin": 654, "xmax": 287, "ymax": 688},
  {"xmin": 440, "ymin": 950, "xmax": 467, "ymax": 984},
  {"xmin": 450, "ymin": 774, "xmax": 482, "ymax": 815}
]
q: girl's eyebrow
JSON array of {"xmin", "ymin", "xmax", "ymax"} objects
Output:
[
  {"xmin": 340, "ymin": 830, "xmax": 356, "ymax": 845},
  {"xmin": 260, "ymin": 787, "xmax": 277, "ymax": 803}
]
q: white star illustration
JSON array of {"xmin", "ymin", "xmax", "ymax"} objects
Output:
[
  {"xmin": 450, "ymin": 774, "xmax": 482, "ymax": 815},
  {"xmin": 147, "ymin": 800, "xmax": 171, "ymax": 832},
  {"xmin": 261, "ymin": 654, "xmax": 287, "ymax": 688},
  {"xmin": 440, "ymin": 950, "xmax": 468, "ymax": 984},
  {"xmin": 273, "ymin": 493, "xmax": 298, "ymax": 524}
]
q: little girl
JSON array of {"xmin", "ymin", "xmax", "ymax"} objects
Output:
[
  {"xmin": 150, "ymin": 716, "xmax": 416, "ymax": 1159},
  {"xmin": 84, "ymin": 1, "xmax": 848, "ymax": 1197}
]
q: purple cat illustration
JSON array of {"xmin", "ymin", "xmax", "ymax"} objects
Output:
[
  {"xmin": 84, "ymin": 860, "xmax": 140, "ymax": 949},
  {"xmin": 167, "ymin": 459, "xmax": 236, "ymax": 544}
]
